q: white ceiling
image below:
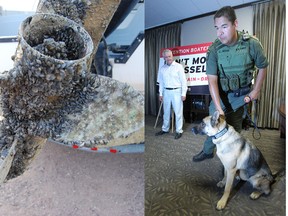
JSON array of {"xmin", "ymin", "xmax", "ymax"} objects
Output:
[{"xmin": 145, "ymin": 0, "xmax": 261, "ymax": 29}]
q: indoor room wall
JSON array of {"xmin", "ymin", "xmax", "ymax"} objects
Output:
[{"xmin": 181, "ymin": 7, "xmax": 254, "ymax": 46}]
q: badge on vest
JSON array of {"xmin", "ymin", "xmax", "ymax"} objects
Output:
[{"xmin": 242, "ymin": 30, "xmax": 250, "ymax": 41}]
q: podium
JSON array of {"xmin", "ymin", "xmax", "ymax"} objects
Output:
[
  {"xmin": 184, "ymin": 86, "xmax": 210, "ymax": 123},
  {"xmin": 184, "ymin": 94, "xmax": 210, "ymax": 123}
]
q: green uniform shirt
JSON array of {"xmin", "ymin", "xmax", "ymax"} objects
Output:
[{"xmin": 206, "ymin": 31, "xmax": 268, "ymax": 89}]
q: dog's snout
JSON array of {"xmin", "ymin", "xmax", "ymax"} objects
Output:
[
  {"xmin": 192, "ymin": 124, "xmax": 206, "ymax": 136},
  {"xmin": 191, "ymin": 127, "xmax": 199, "ymax": 135}
]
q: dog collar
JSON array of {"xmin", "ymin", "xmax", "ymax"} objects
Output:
[{"xmin": 212, "ymin": 124, "xmax": 229, "ymax": 139}]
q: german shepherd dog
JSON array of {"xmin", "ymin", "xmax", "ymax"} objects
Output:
[{"xmin": 192, "ymin": 111, "xmax": 274, "ymax": 210}]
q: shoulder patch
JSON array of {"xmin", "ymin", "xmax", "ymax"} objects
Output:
[{"xmin": 242, "ymin": 32, "xmax": 250, "ymax": 41}]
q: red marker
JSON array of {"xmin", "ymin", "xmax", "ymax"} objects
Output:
[
  {"xmin": 110, "ymin": 149, "xmax": 117, "ymax": 153},
  {"xmin": 72, "ymin": 144, "xmax": 79, "ymax": 149}
]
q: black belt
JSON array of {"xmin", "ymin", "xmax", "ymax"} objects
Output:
[
  {"xmin": 227, "ymin": 85, "xmax": 251, "ymax": 97},
  {"xmin": 165, "ymin": 87, "xmax": 179, "ymax": 90}
]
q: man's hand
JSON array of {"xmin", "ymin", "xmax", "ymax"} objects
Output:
[
  {"xmin": 159, "ymin": 96, "xmax": 163, "ymax": 102},
  {"xmin": 244, "ymin": 68, "xmax": 266, "ymax": 103},
  {"xmin": 248, "ymin": 89, "xmax": 260, "ymax": 101},
  {"xmin": 218, "ymin": 109, "xmax": 225, "ymax": 116},
  {"xmin": 181, "ymin": 96, "xmax": 186, "ymax": 101}
]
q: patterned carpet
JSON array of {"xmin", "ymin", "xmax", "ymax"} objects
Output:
[{"xmin": 145, "ymin": 115, "xmax": 286, "ymax": 216}]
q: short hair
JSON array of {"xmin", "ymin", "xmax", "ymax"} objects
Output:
[
  {"xmin": 162, "ymin": 49, "xmax": 172, "ymax": 57},
  {"xmin": 214, "ymin": 6, "xmax": 237, "ymax": 23}
]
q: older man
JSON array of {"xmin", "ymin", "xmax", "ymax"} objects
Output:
[{"xmin": 155, "ymin": 49, "xmax": 188, "ymax": 139}]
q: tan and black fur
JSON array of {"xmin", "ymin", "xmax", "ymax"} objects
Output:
[{"xmin": 192, "ymin": 111, "xmax": 274, "ymax": 210}]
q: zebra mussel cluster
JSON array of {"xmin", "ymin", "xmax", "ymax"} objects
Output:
[
  {"xmin": 0, "ymin": 13, "xmax": 94, "ymax": 150},
  {"xmin": 36, "ymin": 0, "xmax": 89, "ymax": 25},
  {"xmin": 0, "ymin": 0, "xmax": 144, "ymax": 180},
  {"xmin": 54, "ymin": 76, "xmax": 145, "ymax": 148},
  {"xmin": 0, "ymin": 5, "xmax": 144, "ymax": 159}
]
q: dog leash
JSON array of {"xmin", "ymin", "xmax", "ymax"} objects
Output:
[{"xmin": 243, "ymin": 97, "xmax": 261, "ymax": 140}]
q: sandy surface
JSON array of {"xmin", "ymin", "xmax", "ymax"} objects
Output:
[{"xmin": 0, "ymin": 141, "xmax": 144, "ymax": 216}]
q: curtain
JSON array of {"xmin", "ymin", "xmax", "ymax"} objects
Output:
[
  {"xmin": 253, "ymin": 0, "xmax": 286, "ymax": 128},
  {"xmin": 145, "ymin": 23, "xmax": 181, "ymax": 116}
]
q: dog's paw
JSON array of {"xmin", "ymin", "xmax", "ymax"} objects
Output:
[
  {"xmin": 250, "ymin": 191, "xmax": 262, "ymax": 200},
  {"xmin": 217, "ymin": 181, "xmax": 225, "ymax": 188},
  {"xmin": 216, "ymin": 199, "xmax": 227, "ymax": 210}
]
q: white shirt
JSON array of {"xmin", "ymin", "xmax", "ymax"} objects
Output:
[{"xmin": 157, "ymin": 61, "xmax": 188, "ymax": 97}]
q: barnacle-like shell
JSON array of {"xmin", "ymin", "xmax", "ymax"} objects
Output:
[{"xmin": 0, "ymin": 0, "xmax": 144, "ymax": 181}]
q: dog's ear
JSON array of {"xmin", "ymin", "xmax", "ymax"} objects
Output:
[
  {"xmin": 211, "ymin": 110, "xmax": 220, "ymax": 127},
  {"xmin": 219, "ymin": 114, "xmax": 226, "ymax": 121}
]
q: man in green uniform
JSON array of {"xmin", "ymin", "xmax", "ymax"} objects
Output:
[{"xmin": 193, "ymin": 6, "xmax": 268, "ymax": 162}]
